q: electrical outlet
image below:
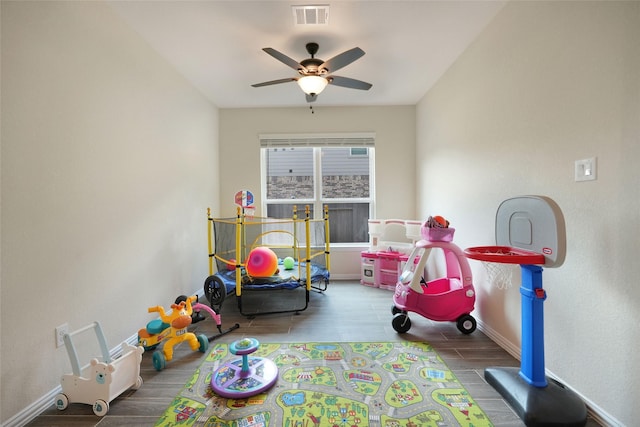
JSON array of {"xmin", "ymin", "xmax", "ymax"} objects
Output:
[{"xmin": 55, "ymin": 323, "xmax": 69, "ymax": 348}]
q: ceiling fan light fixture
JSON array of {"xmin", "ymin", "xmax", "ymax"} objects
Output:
[{"xmin": 297, "ymin": 75, "xmax": 328, "ymax": 95}]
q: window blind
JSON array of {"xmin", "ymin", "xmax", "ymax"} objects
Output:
[{"xmin": 259, "ymin": 133, "xmax": 375, "ymax": 148}]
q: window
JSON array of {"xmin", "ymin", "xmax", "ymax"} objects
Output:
[{"xmin": 261, "ymin": 134, "xmax": 375, "ymax": 244}]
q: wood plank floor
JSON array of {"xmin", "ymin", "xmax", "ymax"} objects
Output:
[{"xmin": 26, "ymin": 281, "xmax": 603, "ymax": 426}]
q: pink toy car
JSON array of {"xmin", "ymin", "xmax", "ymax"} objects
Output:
[{"xmin": 391, "ymin": 222, "xmax": 477, "ymax": 334}]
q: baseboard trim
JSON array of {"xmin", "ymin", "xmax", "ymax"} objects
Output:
[{"xmin": 3, "ymin": 387, "xmax": 62, "ymax": 427}]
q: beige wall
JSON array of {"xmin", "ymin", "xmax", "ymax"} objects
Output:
[
  {"xmin": 1, "ymin": 2, "xmax": 219, "ymax": 423},
  {"xmin": 416, "ymin": 2, "xmax": 639, "ymax": 425}
]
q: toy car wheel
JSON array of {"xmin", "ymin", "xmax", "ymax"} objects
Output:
[
  {"xmin": 133, "ymin": 376, "xmax": 143, "ymax": 390},
  {"xmin": 204, "ymin": 275, "xmax": 226, "ymax": 306},
  {"xmin": 456, "ymin": 314, "xmax": 477, "ymax": 334},
  {"xmin": 93, "ymin": 399, "xmax": 109, "ymax": 416},
  {"xmin": 392, "ymin": 313, "xmax": 412, "ymax": 333},
  {"xmin": 54, "ymin": 393, "xmax": 68, "ymax": 411},
  {"xmin": 197, "ymin": 333, "xmax": 209, "ymax": 353},
  {"xmin": 152, "ymin": 350, "xmax": 166, "ymax": 371},
  {"xmin": 391, "ymin": 304, "xmax": 402, "ymax": 315}
]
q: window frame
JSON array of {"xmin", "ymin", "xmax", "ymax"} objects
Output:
[{"xmin": 260, "ymin": 133, "xmax": 376, "ymax": 246}]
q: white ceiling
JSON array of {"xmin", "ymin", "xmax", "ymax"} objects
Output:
[{"xmin": 109, "ymin": 1, "xmax": 506, "ymax": 109}]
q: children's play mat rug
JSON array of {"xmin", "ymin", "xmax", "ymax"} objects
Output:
[{"xmin": 155, "ymin": 341, "xmax": 494, "ymax": 427}]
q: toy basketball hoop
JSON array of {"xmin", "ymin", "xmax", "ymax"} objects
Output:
[
  {"xmin": 235, "ymin": 190, "xmax": 255, "ymax": 220},
  {"xmin": 464, "ymin": 245, "xmax": 546, "ymax": 265},
  {"xmin": 464, "ymin": 245, "xmax": 545, "ymax": 289},
  {"xmin": 464, "ymin": 196, "xmax": 586, "ymax": 425},
  {"xmin": 466, "ymin": 194, "xmax": 566, "ymax": 290}
]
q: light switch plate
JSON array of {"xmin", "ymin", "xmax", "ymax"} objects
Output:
[{"xmin": 575, "ymin": 157, "xmax": 597, "ymax": 182}]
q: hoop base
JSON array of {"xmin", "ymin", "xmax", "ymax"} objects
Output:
[{"xmin": 485, "ymin": 367, "xmax": 587, "ymax": 426}]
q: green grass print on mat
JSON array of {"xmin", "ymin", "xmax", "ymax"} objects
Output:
[{"xmin": 155, "ymin": 341, "xmax": 494, "ymax": 427}]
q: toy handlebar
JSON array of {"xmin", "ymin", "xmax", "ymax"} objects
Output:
[{"xmin": 148, "ymin": 295, "xmax": 197, "ymax": 314}]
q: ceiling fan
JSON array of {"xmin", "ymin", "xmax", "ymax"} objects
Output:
[{"xmin": 251, "ymin": 42, "xmax": 373, "ymax": 103}]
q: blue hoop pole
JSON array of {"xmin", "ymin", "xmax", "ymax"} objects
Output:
[{"xmin": 519, "ymin": 264, "xmax": 547, "ymax": 387}]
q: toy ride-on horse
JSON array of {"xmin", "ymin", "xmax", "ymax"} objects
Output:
[{"xmin": 138, "ymin": 296, "xmax": 209, "ymax": 371}]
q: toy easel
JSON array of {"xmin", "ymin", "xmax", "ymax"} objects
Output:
[{"xmin": 465, "ymin": 196, "xmax": 587, "ymax": 426}]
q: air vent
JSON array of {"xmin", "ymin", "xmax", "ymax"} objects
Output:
[{"xmin": 292, "ymin": 5, "xmax": 329, "ymax": 25}]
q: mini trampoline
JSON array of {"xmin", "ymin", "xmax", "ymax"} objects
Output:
[{"xmin": 204, "ymin": 205, "xmax": 330, "ymax": 317}]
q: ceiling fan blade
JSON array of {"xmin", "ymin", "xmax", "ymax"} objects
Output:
[
  {"xmin": 327, "ymin": 75, "xmax": 372, "ymax": 90},
  {"xmin": 251, "ymin": 77, "xmax": 297, "ymax": 88},
  {"xmin": 306, "ymin": 93, "xmax": 317, "ymax": 103},
  {"xmin": 262, "ymin": 47, "xmax": 306, "ymax": 72},
  {"xmin": 319, "ymin": 47, "xmax": 365, "ymax": 73}
]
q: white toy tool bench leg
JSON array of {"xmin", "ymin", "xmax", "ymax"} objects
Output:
[{"xmin": 465, "ymin": 196, "xmax": 587, "ymax": 427}]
